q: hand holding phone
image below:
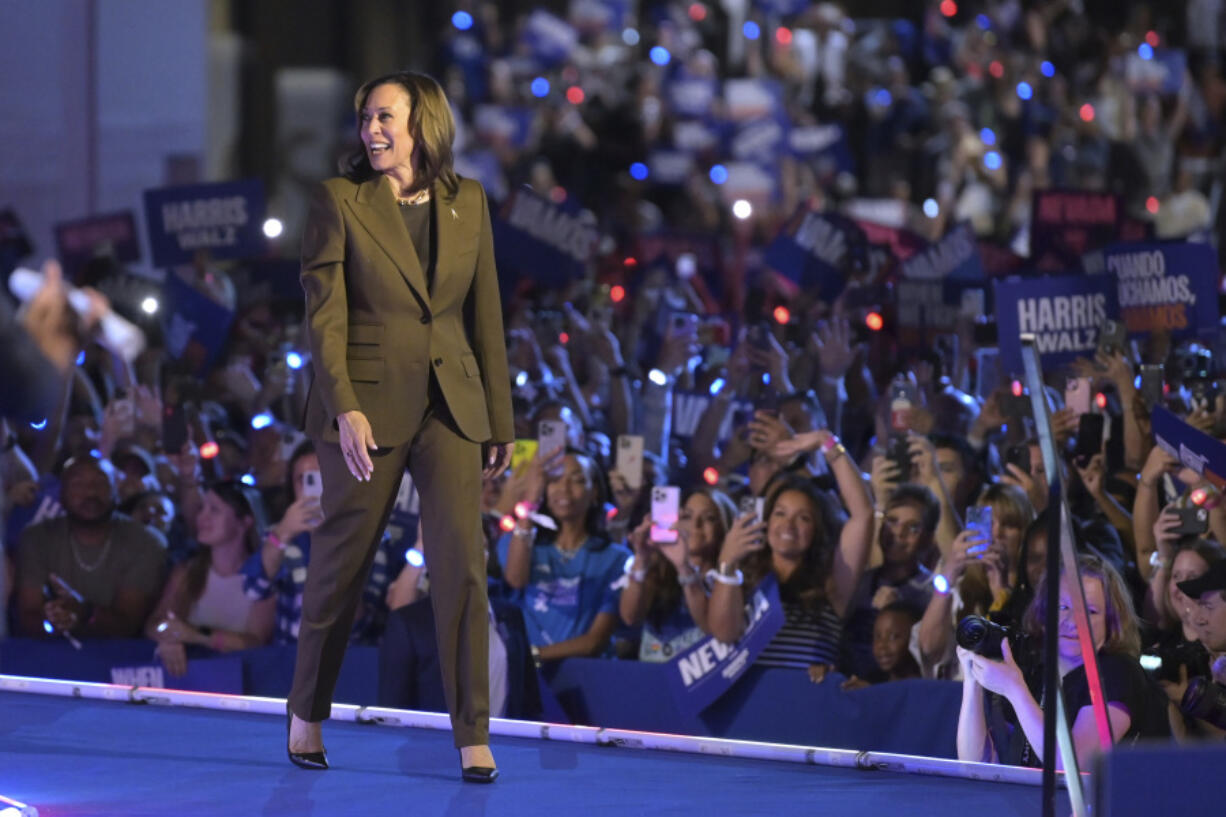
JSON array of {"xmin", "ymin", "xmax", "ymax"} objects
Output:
[
  {"xmin": 964, "ymin": 505, "xmax": 992, "ymax": 557},
  {"xmin": 650, "ymin": 486, "xmax": 681, "ymax": 544},
  {"xmin": 301, "ymin": 469, "xmax": 323, "ymax": 500},
  {"xmin": 537, "ymin": 419, "xmax": 568, "ymax": 464},
  {"xmin": 616, "ymin": 435, "xmax": 645, "ymax": 490}
]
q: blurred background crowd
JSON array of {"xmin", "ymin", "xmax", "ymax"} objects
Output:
[{"xmin": 3, "ymin": 0, "xmax": 1226, "ymax": 766}]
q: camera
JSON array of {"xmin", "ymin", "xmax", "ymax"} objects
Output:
[
  {"xmin": 1180, "ymin": 677, "xmax": 1226, "ymax": 731},
  {"xmin": 956, "ymin": 614, "xmax": 1024, "ymax": 661},
  {"xmin": 1144, "ymin": 639, "xmax": 1208, "ymax": 685}
]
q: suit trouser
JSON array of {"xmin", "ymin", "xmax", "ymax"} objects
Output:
[{"xmin": 289, "ymin": 412, "xmax": 490, "ymax": 747}]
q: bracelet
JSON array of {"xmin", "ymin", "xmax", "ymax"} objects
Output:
[
  {"xmin": 677, "ymin": 566, "xmax": 703, "ymax": 587},
  {"xmin": 707, "ymin": 567, "xmax": 744, "ymax": 586},
  {"xmin": 1149, "ymin": 551, "xmax": 1170, "ymax": 570},
  {"xmin": 266, "ymin": 530, "xmax": 286, "ymax": 550},
  {"xmin": 530, "ymin": 644, "xmax": 542, "ymax": 669},
  {"xmin": 512, "ymin": 525, "xmax": 535, "ymax": 542},
  {"xmin": 1138, "ymin": 477, "xmax": 1156, "ymax": 489}
]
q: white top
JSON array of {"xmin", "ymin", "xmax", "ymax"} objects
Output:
[
  {"xmin": 189, "ymin": 568, "xmax": 256, "ymax": 635},
  {"xmin": 488, "ymin": 604, "xmax": 508, "ymax": 718}
]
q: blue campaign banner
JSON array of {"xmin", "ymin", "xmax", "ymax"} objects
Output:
[
  {"xmin": 789, "ymin": 124, "xmax": 854, "ymax": 177},
  {"xmin": 1126, "ymin": 49, "xmax": 1187, "ymax": 96},
  {"xmin": 570, "ymin": 0, "xmax": 629, "ymax": 34},
  {"xmin": 764, "ymin": 209, "xmax": 864, "ymax": 301},
  {"xmin": 673, "ymin": 119, "xmax": 723, "ymax": 155},
  {"xmin": 161, "ymin": 271, "xmax": 236, "ymax": 374},
  {"xmin": 754, "ymin": 0, "xmax": 811, "ymax": 13},
  {"xmin": 1152, "ymin": 406, "xmax": 1226, "ymax": 493},
  {"xmin": 668, "ymin": 77, "xmax": 719, "ymax": 118},
  {"xmin": 993, "ymin": 273, "xmax": 1120, "ymax": 374},
  {"xmin": 492, "ymin": 187, "xmax": 598, "ymax": 289},
  {"xmin": 665, "ymin": 575, "xmax": 784, "ymax": 718},
  {"xmin": 645, "ymin": 150, "xmax": 694, "ymax": 186},
  {"xmin": 729, "ymin": 114, "xmax": 790, "ymax": 165},
  {"xmin": 522, "ymin": 9, "xmax": 578, "ymax": 67},
  {"xmin": 54, "ymin": 210, "xmax": 141, "ymax": 281},
  {"xmin": 901, "ymin": 223, "xmax": 983, "ymax": 282},
  {"xmin": 1084, "ymin": 241, "xmax": 1220, "ymax": 342},
  {"xmin": 724, "ymin": 78, "xmax": 784, "ymax": 122},
  {"xmin": 473, "ymin": 105, "xmax": 536, "ymax": 150},
  {"xmin": 111, "ymin": 655, "xmax": 243, "ymax": 694},
  {"xmin": 142, "ymin": 180, "xmax": 265, "ymax": 268}
]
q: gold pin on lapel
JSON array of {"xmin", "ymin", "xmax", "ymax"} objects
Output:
[{"xmin": 450, "ymin": 207, "xmax": 459, "ymax": 220}]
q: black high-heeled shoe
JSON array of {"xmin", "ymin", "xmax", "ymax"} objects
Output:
[
  {"xmin": 459, "ymin": 750, "xmax": 499, "ymax": 783},
  {"xmin": 286, "ymin": 702, "xmax": 328, "ymax": 770}
]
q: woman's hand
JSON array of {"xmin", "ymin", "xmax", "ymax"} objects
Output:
[
  {"xmin": 1002, "ymin": 462, "xmax": 1047, "ymax": 513},
  {"xmin": 947, "ymin": 528, "xmax": 989, "ymax": 584},
  {"xmin": 627, "ymin": 516, "xmax": 653, "ymax": 560},
  {"xmin": 870, "ymin": 454, "xmax": 902, "ymax": 505},
  {"xmin": 153, "ymin": 611, "xmax": 203, "ymax": 646},
  {"xmin": 1050, "ymin": 406, "xmax": 1078, "ymax": 449},
  {"xmin": 747, "ymin": 411, "xmax": 793, "ymax": 455},
  {"xmin": 1141, "ymin": 444, "xmax": 1178, "ymax": 484},
  {"xmin": 1074, "ymin": 452, "xmax": 1107, "ymax": 500},
  {"xmin": 483, "ymin": 442, "xmax": 514, "ymax": 480},
  {"xmin": 807, "ymin": 663, "xmax": 834, "ymax": 684},
  {"xmin": 156, "ymin": 641, "xmax": 188, "ymax": 677},
  {"xmin": 337, "ymin": 410, "xmax": 377, "ymax": 482},
  {"xmin": 956, "ymin": 646, "xmax": 978, "ymax": 685},
  {"xmin": 1153, "ymin": 504, "xmax": 1183, "ymax": 557},
  {"xmin": 276, "ymin": 495, "xmax": 324, "ymax": 541},
  {"xmin": 771, "ymin": 428, "xmax": 828, "ymax": 461},
  {"xmin": 871, "ymin": 585, "xmax": 901, "ymax": 610},
  {"xmin": 811, "ymin": 317, "xmax": 854, "ymax": 380},
  {"xmin": 908, "ymin": 433, "xmax": 940, "ymax": 486},
  {"xmin": 718, "ymin": 512, "xmax": 767, "ymax": 566},
  {"xmin": 966, "ymin": 639, "xmax": 1025, "ymax": 699}
]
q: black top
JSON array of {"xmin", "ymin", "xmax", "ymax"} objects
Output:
[
  {"xmin": 398, "ymin": 198, "xmax": 435, "ymax": 290},
  {"xmin": 995, "ymin": 651, "xmax": 1172, "ymax": 767}
]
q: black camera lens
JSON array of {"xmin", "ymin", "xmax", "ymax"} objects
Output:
[
  {"xmin": 956, "ymin": 614, "xmax": 1012, "ymax": 660},
  {"xmin": 1180, "ymin": 677, "xmax": 1226, "ymax": 731}
]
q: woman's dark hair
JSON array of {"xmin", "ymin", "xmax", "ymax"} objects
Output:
[
  {"xmin": 180, "ymin": 480, "xmax": 266, "ymax": 612},
  {"xmin": 646, "ymin": 488, "xmax": 735, "ymax": 629},
  {"xmin": 341, "ymin": 71, "xmax": 459, "ymax": 200},
  {"xmin": 540, "ymin": 449, "xmax": 611, "ymax": 546},
  {"xmin": 742, "ymin": 475, "xmax": 834, "ymax": 614}
]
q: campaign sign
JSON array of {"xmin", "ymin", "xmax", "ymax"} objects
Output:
[
  {"xmin": 1030, "ymin": 189, "xmax": 1122, "ymax": 272},
  {"xmin": 1152, "ymin": 406, "xmax": 1226, "ymax": 493},
  {"xmin": 895, "ymin": 225, "xmax": 985, "ymax": 336},
  {"xmin": 161, "ymin": 271, "xmax": 236, "ymax": 373},
  {"xmin": 522, "ymin": 9, "xmax": 578, "ymax": 66},
  {"xmin": 646, "ymin": 150, "xmax": 695, "ymax": 186},
  {"xmin": 730, "ymin": 114, "xmax": 790, "ymax": 165},
  {"xmin": 901, "ymin": 224, "xmax": 983, "ymax": 281},
  {"xmin": 143, "ymin": 180, "xmax": 265, "ymax": 268},
  {"xmin": 111, "ymin": 655, "xmax": 243, "ymax": 694},
  {"xmin": 1125, "ymin": 49, "xmax": 1187, "ymax": 96},
  {"xmin": 1085, "ymin": 242, "xmax": 1219, "ymax": 341},
  {"xmin": 492, "ymin": 187, "xmax": 598, "ymax": 288},
  {"xmin": 855, "ymin": 219, "xmax": 928, "ymax": 262},
  {"xmin": 473, "ymin": 106, "xmax": 536, "ymax": 149},
  {"xmin": 54, "ymin": 211, "xmax": 141, "ymax": 280},
  {"xmin": 790, "ymin": 124, "xmax": 855, "ymax": 178},
  {"xmin": 764, "ymin": 209, "xmax": 860, "ymax": 301},
  {"xmin": 724, "ymin": 78, "xmax": 783, "ymax": 122},
  {"xmin": 666, "ymin": 574, "xmax": 784, "ymax": 717},
  {"xmin": 673, "ymin": 120, "xmax": 722, "ymax": 154},
  {"xmin": 994, "ymin": 273, "xmax": 1119, "ymax": 374},
  {"xmin": 668, "ymin": 77, "xmax": 719, "ymax": 118}
]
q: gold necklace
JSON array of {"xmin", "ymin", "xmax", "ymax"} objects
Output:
[{"xmin": 396, "ymin": 189, "xmax": 431, "ymax": 207}]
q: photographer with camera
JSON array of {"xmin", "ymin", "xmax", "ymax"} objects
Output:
[
  {"xmin": 1174, "ymin": 557, "xmax": 1226, "ymax": 737},
  {"xmin": 957, "ymin": 554, "xmax": 1171, "ymax": 768}
]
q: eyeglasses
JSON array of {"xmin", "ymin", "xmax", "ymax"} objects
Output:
[{"xmin": 882, "ymin": 517, "xmax": 923, "ymax": 537}]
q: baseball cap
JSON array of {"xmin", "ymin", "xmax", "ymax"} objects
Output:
[{"xmin": 1177, "ymin": 558, "xmax": 1226, "ymax": 599}]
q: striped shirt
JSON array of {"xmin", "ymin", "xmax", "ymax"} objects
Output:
[
  {"xmin": 755, "ymin": 601, "xmax": 843, "ymax": 669},
  {"xmin": 241, "ymin": 532, "xmax": 394, "ymax": 645}
]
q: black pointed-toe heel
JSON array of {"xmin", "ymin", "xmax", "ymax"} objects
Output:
[
  {"xmin": 287, "ymin": 703, "xmax": 329, "ymax": 770},
  {"xmin": 460, "ymin": 750, "xmax": 499, "ymax": 783}
]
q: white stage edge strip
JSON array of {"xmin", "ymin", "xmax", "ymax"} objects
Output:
[
  {"xmin": 0, "ymin": 793, "xmax": 39, "ymax": 817},
  {"xmin": 0, "ymin": 674, "xmax": 1058, "ymax": 789}
]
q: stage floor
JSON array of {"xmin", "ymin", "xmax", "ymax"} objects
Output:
[{"xmin": 1, "ymin": 688, "xmax": 1067, "ymax": 817}]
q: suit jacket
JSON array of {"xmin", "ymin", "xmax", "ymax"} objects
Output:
[{"xmin": 300, "ymin": 174, "xmax": 514, "ymax": 447}]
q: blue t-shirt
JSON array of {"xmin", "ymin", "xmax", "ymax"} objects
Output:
[{"xmin": 495, "ymin": 532, "xmax": 629, "ymax": 648}]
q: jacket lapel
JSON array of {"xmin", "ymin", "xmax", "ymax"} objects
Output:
[
  {"xmin": 431, "ymin": 178, "xmax": 471, "ymax": 300},
  {"xmin": 348, "ymin": 175, "xmax": 431, "ymax": 311}
]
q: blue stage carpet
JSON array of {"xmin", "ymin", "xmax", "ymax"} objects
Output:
[{"xmin": 1, "ymin": 692, "xmax": 1065, "ymax": 817}]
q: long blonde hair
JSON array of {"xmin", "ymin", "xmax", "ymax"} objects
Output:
[{"xmin": 1023, "ymin": 552, "xmax": 1141, "ymax": 658}]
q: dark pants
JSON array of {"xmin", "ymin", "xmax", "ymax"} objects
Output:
[{"xmin": 289, "ymin": 412, "xmax": 490, "ymax": 747}]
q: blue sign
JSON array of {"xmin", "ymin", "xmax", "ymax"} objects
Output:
[
  {"xmin": 143, "ymin": 180, "xmax": 266, "ymax": 268},
  {"xmin": 522, "ymin": 10, "xmax": 578, "ymax": 66},
  {"xmin": 492, "ymin": 187, "xmax": 598, "ymax": 288},
  {"xmin": 54, "ymin": 210, "xmax": 141, "ymax": 281},
  {"xmin": 473, "ymin": 106, "xmax": 536, "ymax": 150},
  {"xmin": 789, "ymin": 124, "xmax": 854, "ymax": 177},
  {"xmin": 666, "ymin": 574, "xmax": 784, "ymax": 717},
  {"xmin": 1152, "ymin": 406, "xmax": 1226, "ymax": 493},
  {"xmin": 1084, "ymin": 241, "xmax": 1220, "ymax": 342},
  {"xmin": 993, "ymin": 273, "xmax": 1119, "ymax": 374},
  {"xmin": 668, "ymin": 77, "xmax": 719, "ymax": 118},
  {"xmin": 730, "ymin": 114, "xmax": 790, "ymax": 165},
  {"xmin": 901, "ymin": 224, "xmax": 983, "ymax": 281},
  {"xmin": 161, "ymin": 271, "xmax": 236, "ymax": 373},
  {"xmin": 1030, "ymin": 189, "xmax": 1122, "ymax": 272},
  {"xmin": 112, "ymin": 655, "xmax": 243, "ymax": 694},
  {"xmin": 764, "ymin": 210, "xmax": 864, "ymax": 301},
  {"xmin": 1126, "ymin": 49, "xmax": 1187, "ymax": 95}
]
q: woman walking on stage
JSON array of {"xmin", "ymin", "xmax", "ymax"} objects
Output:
[{"xmin": 287, "ymin": 70, "xmax": 514, "ymax": 783}]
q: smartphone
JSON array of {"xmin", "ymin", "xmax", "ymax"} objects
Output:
[
  {"xmin": 1072, "ymin": 413, "xmax": 1105, "ymax": 466},
  {"xmin": 1001, "ymin": 381, "xmax": 1031, "ymax": 420},
  {"xmin": 1189, "ymin": 379, "xmax": 1221, "ymax": 413},
  {"xmin": 1065, "ymin": 376, "xmax": 1093, "ymax": 417},
  {"xmin": 965, "ymin": 505, "xmax": 993, "ymax": 555},
  {"xmin": 1139, "ymin": 364, "xmax": 1164, "ymax": 411},
  {"xmin": 162, "ymin": 403, "xmax": 190, "ymax": 454},
  {"xmin": 1096, "ymin": 319, "xmax": 1127, "ymax": 358},
  {"xmin": 537, "ymin": 420, "xmax": 568, "ymax": 460},
  {"xmin": 301, "ymin": 469, "xmax": 323, "ymax": 500},
  {"xmin": 887, "ymin": 433, "xmax": 913, "ymax": 482},
  {"xmin": 738, "ymin": 495, "xmax": 764, "ymax": 523},
  {"xmin": 650, "ymin": 486, "xmax": 681, "ymax": 543},
  {"xmin": 1173, "ymin": 506, "xmax": 1209, "ymax": 536},
  {"xmin": 615, "ymin": 435, "xmax": 645, "ymax": 490},
  {"xmin": 511, "ymin": 439, "xmax": 539, "ymax": 474},
  {"xmin": 112, "ymin": 396, "xmax": 136, "ymax": 435},
  {"xmin": 1005, "ymin": 443, "xmax": 1032, "ymax": 478}
]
